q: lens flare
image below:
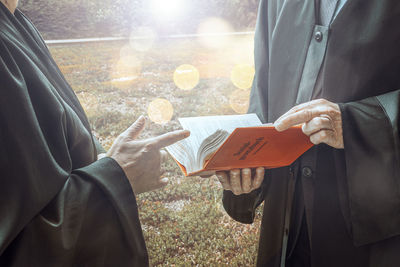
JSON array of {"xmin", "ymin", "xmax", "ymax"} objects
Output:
[
  {"xmin": 197, "ymin": 17, "xmax": 234, "ymax": 49},
  {"xmin": 148, "ymin": 98, "xmax": 174, "ymax": 124},
  {"xmin": 110, "ymin": 45, "xmax": 142, "ymax": 89},
  {"xmin": 119, "ymin": 45, "xmax": 142, "ymax": 68},
  {"xmin": 231, "ymin": 64, "xmax": 255, "ymax": 90},
  {"xmin": 130, "ymin": 27, "xmax": 156, "ymax": 52},
  {"xmin": 229, "ymin": 89, "xmax": 251, "ymax": 114},
  {"xmin": 151, "ymin": 0, "xmax": 185, "ymax": 21},
  {"xmin": 173, "ymin": 64, "xmax": 200, "ymax": 90},
  {"xmin": 230, "ymin": 35, "xmax": 255, "ymax": 65}
]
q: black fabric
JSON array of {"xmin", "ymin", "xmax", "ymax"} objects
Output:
[
  {"xmin": 0, "ymin": 4, "xmax": 148, "ymax": 266},
  {"xmin": 222, "ymin": 188, "xmax": 264, "ymax": 224},
  {"xmin": 223, "ymin": 0, "xmax": 400, "ymax": 266},
  {"xmin": 286, "ymin": 216, "xmax": 310, "ymax": 267},
  {"xmin": 340, "ymin": 96, "xmax": 400, "ymax": 245},
  {"xmin": 286, "ymin": 168, "xmax": 306, "ymax": 262},
  {"xmin": 311, "ymin": 145, "xmax": 369, "ymax": 267}
]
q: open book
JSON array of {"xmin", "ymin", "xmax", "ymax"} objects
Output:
[{"xmin": 166, "ymin": 114, "xmax": 313, "ymax": 176}]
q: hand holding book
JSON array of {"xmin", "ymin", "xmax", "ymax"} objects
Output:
[
  {"xmin": 166, "ymin": 114, "xmax": 313, "ymax": 176},
  {"xmin": 216, "ymin": 167, "xmax": 265, "ymax": 195}
]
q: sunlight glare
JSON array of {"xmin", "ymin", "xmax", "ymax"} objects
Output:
[
  {"xmin": 231, "ymin": 64, "xmax": 255, "ymax": 90},
  {"xmin": 173, "ymin": 64, "xmax": 200, "ymax": 90},
  {"xmin": 197, "ymin": 17, "xmax": 234, "ymax": 49},
  {"xmin": 148, "ymin": 98, "xmax": 174, "ymax": 124},
  {"xmin": 230, "ymin": 35, "xmax": 255, "ymax": 65},
  {"xmin": 110, "ymin": 45, "xmax": 142, "ymax": 88},
  {"xmin": 229, "ymin": 89, "xmax": 251, "ymax": 114},
  {"xmin": 130, "ymin": 27, "xmax": 156, "ymax": 52},
  {"xmin": 119, "ymin": 45, "xmax": 142, "ymax": 68},
  {"xmin": 151, "ymin": 0, "xmax": 185, "ymax": 21}
]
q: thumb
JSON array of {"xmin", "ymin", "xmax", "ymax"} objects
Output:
[{"xmin": 125, "ymin": 116, "xmax": 146, "ymax": 140}]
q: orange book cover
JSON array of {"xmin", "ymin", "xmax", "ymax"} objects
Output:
[{"xmin": 174, "ymin": 125, "xmax": 313, "ymax": 177}]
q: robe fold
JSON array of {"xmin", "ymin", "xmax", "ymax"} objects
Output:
[
  {"xmin": 223, "ymin": 0, "xmax": 400, "ymax": 266},
  {"xmin": 0, "ymin": 4, "xmax": 148, "ymax": 266}
]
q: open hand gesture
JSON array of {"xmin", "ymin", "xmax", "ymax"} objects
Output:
[{"xmin": 107, "ymin": 116, "xmax": 190, "ymax": 194}]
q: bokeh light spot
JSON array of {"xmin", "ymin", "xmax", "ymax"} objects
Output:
[
  {"xmin": 173, "ymin": 64, "xmax": 200, "ymax": 90},
  {"xmin": 148, "ymin": 98, "xmax": 174, "ymax": 124},
  {"xmin": 231, "ymin": 64, "xmax": 255, "ymax": 90},
  {"xmin": 130, "ymin": 27, "xmax": 156, "ymax": 52},
  {"xmin": 229, "ymin": 89, "xmax": 251, "ymax": 114},
  {"xmin": 197, "ymin": 17, "xmax": 234, "ymax": 49},
  {"xmin": 110, "ymin": 45, "xmax": 142, "ymax": 89}
]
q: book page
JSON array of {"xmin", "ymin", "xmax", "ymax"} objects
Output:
[
  {"xmin": 195, "ymin": 129, "xmax": 230, "ymax": 172},
  {"xmin": 179, "ymin": 113, "xmax": 261, "ymax": 151},
  {"xmin": 165, "ymin": 138, "xmax": 196, "ymax": 172},
  {"xmin": 166, "ymin": 114, "xmax": 262, "ymax": 174}
]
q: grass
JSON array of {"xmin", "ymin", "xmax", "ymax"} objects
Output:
[{"xmin": 49, "ymin": 35, "xmax": 263, "ymax": 266}]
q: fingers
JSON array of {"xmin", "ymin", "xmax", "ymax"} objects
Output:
[
  {"xmin": 274, "ymin": 101, "xmax": 316, "ymax": 126},
  {"xmin": 273, "ymin": 99, "xmax": 344, "ymax": 148},
  {"xmin": 124, "ymin": 116, "xmax": 146, "ymax": 139},
  {"xmin": 275, "ymin": 108, "xmax": 325, "ymax": 131},
  {"xmin": 241, "ymin": 168, "xmax": 252, "ymax": 193},
  {"xmin": 230, "ymin": 169, "xmax": 242, "ymax": 195},
  {"xmin": 151, "ymin": 130, "xmax": 190, "ymax": 149},
  {"xmin": 252, "ymin": 167, "xmax": 265, "ymax": 189},
  {"xmin": 274, "ymin": 99, "xmax": 338, "ymax": 132},
  {"xmin": 216, "ymin": 171, "xmax": 231, "ymax": 191},
  {"xmin": 302, "ymin": 115, "xmax": 333, "ymax": 136},
  {"xmin": 309, "ymin": 129, "xmax": 335, "ymax": 145},
  {"xmin": 275, "ymin": 99, "xmax": 327, "ymax": 122},
  {"xmin": 218, "ymin": 168, "xmax": 265, "ymax": 195}
]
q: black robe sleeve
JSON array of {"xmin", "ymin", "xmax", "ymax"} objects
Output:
[
  {"xmin": 222, "ymin": 188, "xmax": 265, "ymax": 224},
  {"xmin": 93, "ymin": 137, "xmax": 106, "ymax": 155},
  {"xmin": 0, "ymin": 5, "xmax": 148, "ymax": 266},
  {"xmin": 340, "ymin": 90, "xmax": 400, "ymax": 246}
]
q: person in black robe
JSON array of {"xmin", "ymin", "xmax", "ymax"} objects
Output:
[
  {"xmin": 217, "ymin": 0, "xmax": 400, "ymax": 266},
  {"xmin": 0, "ymin": 1, "xmax": 189, "ymax": 266}
]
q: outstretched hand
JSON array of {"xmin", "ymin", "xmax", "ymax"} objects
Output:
[
  {"xmin": 107, "ymin": 116, "xmax": 190, "ymax": 195},
  {"xmin": 274, "ymin": 99, "xmax": 344, "ymax": 149},
  {"xmin": 216, "ymin": 167, "xmax": 265, "ymax": 195}
]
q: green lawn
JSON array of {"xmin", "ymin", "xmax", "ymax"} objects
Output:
[{"xmin": 49, "ymin": 35, "xmax": 263, "ymax": 266}]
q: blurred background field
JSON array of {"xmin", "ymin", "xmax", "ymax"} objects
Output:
[
  {"xmin": 20, "ymin": 0, "xmax": 263, "ymax": 265},
  {"xmin": 19, "ymin": 0, "xmax": 259, "ymax": 39}
]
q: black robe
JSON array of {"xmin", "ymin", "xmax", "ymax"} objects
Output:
[
  {"xmin": 223, "ymin": 0, "xmax": 400, "ymax": 266},
  {"xmin": 0, "ymin": 4, "xmax": 148, "ymax": 266}
]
